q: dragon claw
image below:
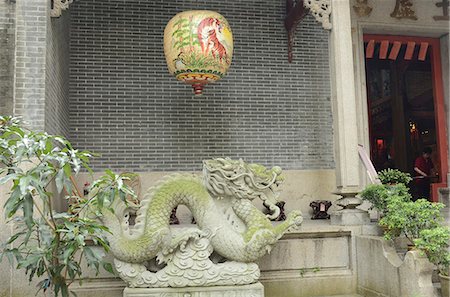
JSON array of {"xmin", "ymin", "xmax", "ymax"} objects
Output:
[{"xmin": 287, "ymin": 210, "xmax": 304, "ymax": 227}]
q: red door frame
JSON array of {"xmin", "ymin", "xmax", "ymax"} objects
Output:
[{"xmin": 363, "ymin": 34, "xmax": 448, "ymax": 202}]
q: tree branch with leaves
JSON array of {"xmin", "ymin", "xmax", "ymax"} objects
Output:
[{"xmin": 0, "ymin": 116, "xmax": 136, "ymax": 297}]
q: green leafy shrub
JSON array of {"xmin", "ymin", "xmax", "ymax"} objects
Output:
[
  {"xmin": 0, "ymin": 116, "xmax": 136, "ymax": 296},
  {"xmin": 378, "ymin": 169, "xmax": 412, "ymax": 185},
  {"xmin": 360, "ymin": 172, "xmax": 413, "ymax": 239},
  {"xmin": 414, "ymin": 227, "xmax": 450, "ymax": 276},
  {"xmin": 360, "ymin": 183, "xmax": 411, "ymax": 213},
  {"xmin": 380, "ymin": 197, "xmax": 445, "ymax": 243},
  {"xmin": 360, "ymin": 184, "xmax": 389, "ymax": 211},
  {"xmin": 362, "ymin": 167, "xmax": 448, "ymax": 275}
]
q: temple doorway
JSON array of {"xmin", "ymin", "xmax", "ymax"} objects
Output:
[{"xmin": 363, "ymin": 34, "xmax": 448, "ymax": 201}]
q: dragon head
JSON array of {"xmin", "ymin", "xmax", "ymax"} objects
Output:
[{"xmin": 202, "ymin": 158, "xmax": 285, "ymax": 220}]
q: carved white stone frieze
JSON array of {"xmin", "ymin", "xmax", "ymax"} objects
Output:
[
  {"xmin": 51, "ymin": 0, "xmax": 73, "ymax": 18},
  {"xmin": 303, "ymin": 0, "xmax": 332, "ymax": 30}
]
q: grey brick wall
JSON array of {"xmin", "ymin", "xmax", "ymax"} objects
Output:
[
  {"xmin": 0, "ymin": 0, "xmax": 15, "ymax": 116},
  {"xmin": 13, "ymin": 0, "xmax": 47, "ymax": 131},
  {"xmin": 45, "ymin": 12, "xmax": 70, "ymax": 137},
  {"xmin": 70, "ymin": 0, "xmax": 333, "ymax": 172}
]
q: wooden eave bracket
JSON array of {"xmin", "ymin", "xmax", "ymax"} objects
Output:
[
  {"xmin": 285, "ymin": 0, "xmax": 332, "ymax": 63},
  {"xmin": 285, "ymin": 0, "xmax": 308, "ymax": 63},
  {"xmin": 51, "ymin": 0, "xmax": 73, "ymax": 18}
]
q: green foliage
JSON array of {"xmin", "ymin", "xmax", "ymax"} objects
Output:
[
  {"xmin": 414, "ymin": 227, "xmax": 450, "ymax": 276},
  {"xmin": 360, "ymin": 184, "xmax": 389, "ymax": 212},
  {"xmin": 298, "ymin": 267, "xmax": 321, "ymax": 278},
  {"xmin": 360, "ymin": 169, "xmax": 412, "ymax": 215},
  {"xmin": 378, "ymin": 169, "xmax": 412, "ymax": 185},
  {"xmin": 380, "ymin": 197, "xmax": 445, "ymax": 243},
  {"xmin": 364, "ymin": 169, "xmax": 448, "ymax": 270},
  {"xmin": 361, "ymin": 164, "xmax": 448, "ymax": 277},
  {"xmin": 0, "ymin": 116, "xmax": 136, "ymax": 297},
  {"xmin": 360, "ymin": 183, "xmax": 411, "ymax": 213}
]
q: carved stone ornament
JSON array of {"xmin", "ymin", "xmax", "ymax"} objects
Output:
[
  {"xmin": 353, "ymin": 0, "xmax": 373, "ymax": 17},
  {"xmin": 303, "ymin": 0, "xmax": 332, "ymax": 30},
  {"xmin": 390, "ymin": 0, "xmax": 418, "ymax": 20},
  {"xmin": 89, "ymin": 158, "xmax": 303, "ymax": 288},
  {"xmin": 51, "ymin": 0, "xmax": 73, "ymax": 18},
  {"xmin": 114, "ymin": 230, "xmax": 260, "ymax": 288}
]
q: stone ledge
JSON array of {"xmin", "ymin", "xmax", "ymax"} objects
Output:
[
  {"xmin": 123, "ymin": 282, "xmax": 264, "ymax": 297},
  {"xmin": 260, "ymin": 268, "xmax": 353, "ymax": 281}
]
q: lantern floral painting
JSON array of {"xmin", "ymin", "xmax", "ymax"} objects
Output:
[{"xmin": 164, "ymin": 10, "xmax": 233, "ymax": 95}]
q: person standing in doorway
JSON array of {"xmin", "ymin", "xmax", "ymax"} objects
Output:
[{"xmin": 413, "ymin": 147, "xmax": 434, "ymax": 200}]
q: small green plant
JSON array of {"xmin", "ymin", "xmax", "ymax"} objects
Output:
[
  {"xmin": 360, "ymin": 184, "xmax": 389, "ymax": 211},
  {"xmin": 414, "ymin": 226, "xmax": 450, "ymax": 276},
  {"xmin": 360, "ymin": 183, "xmax": 411, "ymax": 213},
  {"xmin": 0, "ymin": 116, "xmax": 136, "ymax": 296},
  {"xmin": 378, "ymin": 169, "xmax": 412, "ymax": 185},
  {"xmin": 380, "ymin": 197, "xmax": 445, "ymax": 243},
  {"xmin": 298, "ymin": 267, "xmax": 321, "ymax": 278}
]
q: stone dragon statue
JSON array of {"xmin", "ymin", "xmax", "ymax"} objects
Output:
[{"xmin": 96, "ymin": 158, "xmax": 303, "ymax": 288}]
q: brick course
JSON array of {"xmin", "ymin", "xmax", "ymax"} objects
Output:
[{"xmin": 70, "ymin": 0, "xmax": 333, "ymax": 171}]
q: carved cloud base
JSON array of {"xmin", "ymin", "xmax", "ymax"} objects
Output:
[
  {"xmin": 114, "ymin": 234, "xmax": 260, "ymax": 288},
  {"xmin": 123, "ymin": 282, "xmax": 265, "ymax": 297}
]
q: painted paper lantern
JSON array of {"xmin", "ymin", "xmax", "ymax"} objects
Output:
[{"xmin": 164, "ymin": 10, "xmax": 233, "ymax": 95}]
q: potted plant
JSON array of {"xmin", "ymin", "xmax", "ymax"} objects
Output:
[
  {"xmin": 360, "ymin": 182, "xmax": 412, "ymax": 237},
  {"xmin": 0, "ymin": 116, "xmax": 135, "ymax": 296},
  {"xmin": 360, "ymin": 183, "xmax": 411, "ymax": 215},
  {"xmin": 380, "ymin": 197, "xmax": 445, "ymax": 245},
  {"xmin": 414, "ymin": 227, "xmax": 450, "ymax": 296},
  {"xmin": 378, "ymin": 168, "xmax": 412, "ymax": 185}
]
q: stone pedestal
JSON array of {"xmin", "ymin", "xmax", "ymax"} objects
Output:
[
  {"xmin": 439, "ymin": 187, "xmax": 450, "ymax": 227},
  {"xmin": 123, "ymin": 282, "xmax": 264, "ymax": 297},
  {"xmin": 331, "ymin": 187, "xmax": 369, "ymax": 226},
  {"xmin": 331, "ymin": 208, "xmax": 370, "ymax": 226}
]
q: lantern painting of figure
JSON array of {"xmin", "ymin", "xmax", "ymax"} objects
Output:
[{"xmin": 164, "ymin": 10, "xmax": 233, "ymax": 95}]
